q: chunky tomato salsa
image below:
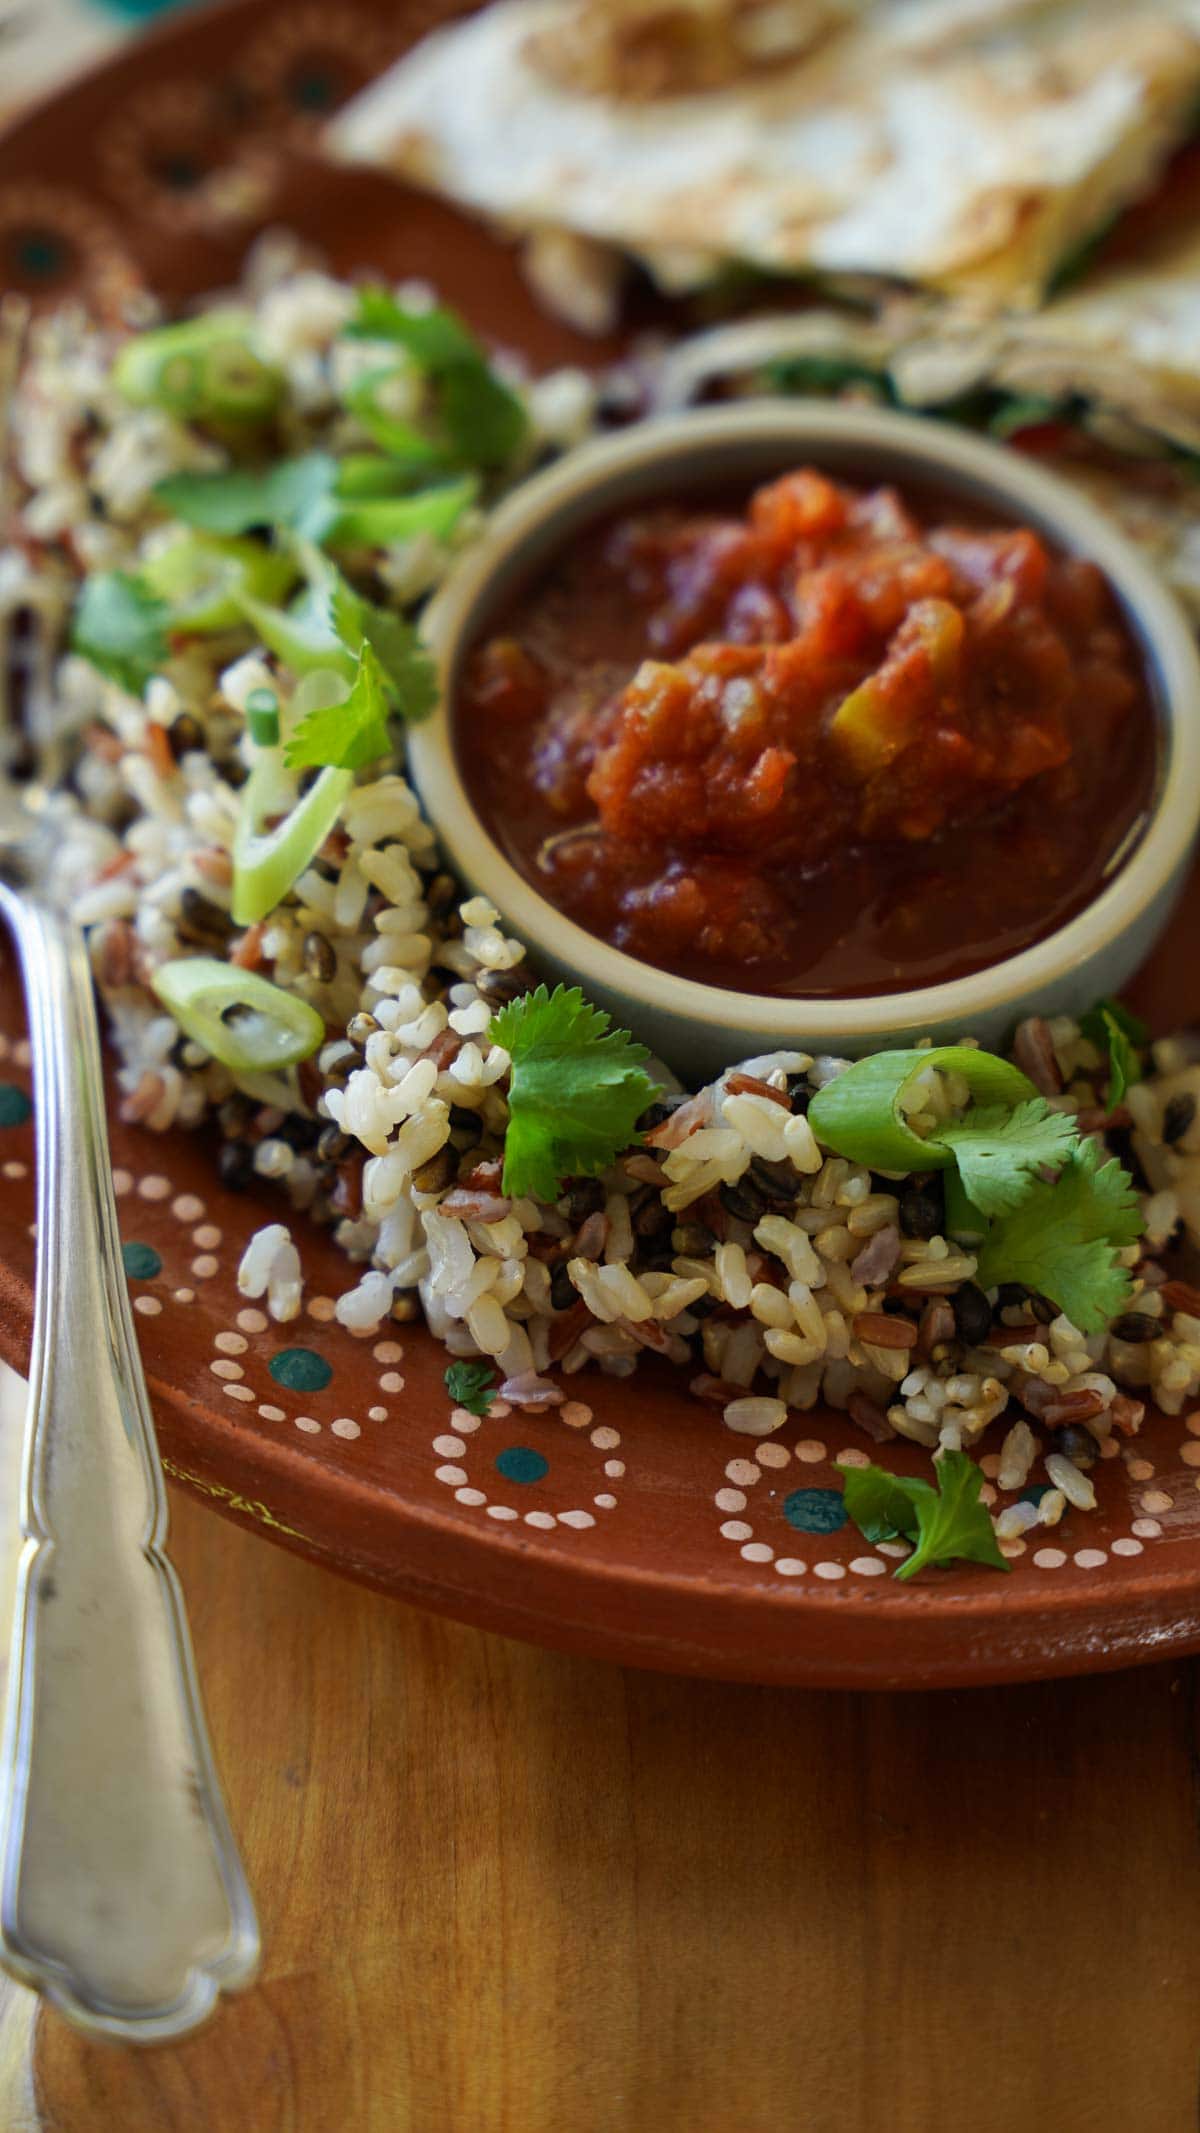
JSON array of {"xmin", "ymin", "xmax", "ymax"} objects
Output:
[{"xmin": 456, "ymin": 469, "xmax": 1157, "ymax": 997}]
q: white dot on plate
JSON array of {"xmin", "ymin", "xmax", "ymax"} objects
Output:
[
  {"xmin": 455, "ymin": 1487, "xmax": 487, "ymax": 1508},
  {"xmin": 524, "ymin": 1510, "xmax": 556, "ymax": 1530},
  {"xmin": 258, "ymin": 1404, "xmax": 284, "ymax": 1422},
  {"xmin": 813, "ymin": 1561, "xmax": 845, "ymax": 1581},
  {"xmin": 210, "ymin": 1359, "xmax": 243, "ymax": 1381},
  {"xmin": 435, "ymin": 1464, "xmax": 467, "ymax": 1487},
  {"xmin": 999, "ymin": 1539, "xmax": 1026, "ymax": 1559},
  {"xmin": 380, "ymin": 1371, "xmax": 405, "ymax": 1394},
  {"xmin": 111, "ymin": 1169, "xmax": 132, "ymax": 1197},
  {"xmin": 171, "ymin": 1194, "xmax": 205, "ymax": 1223},
  {"xmin": 1126, "ymin": 1458, "xmax": 1155, "ymax": 1481},
  {"xmin": 1100, "ymin": 1437, "xmax": 1120, "ymax": 1460},
  {"xmin": 835, "ymin": 1448, "xmax": 869, "ymax": 1470},
  {"xmin": 12, "ymin": 1040, "xmax": 30, "ymax": 1067},
  {"xmin": 850, "ymin": 1556, "xmax": 887, "ymax": 1577},
  {"xmin": 593, "ymin": 1493, "xmax": 618, "ymax": 1510},
  {"xmin": 373, "ymin": 1339, "xmax": 404, "ymax": 1363},
  {"xmin": 214, "ymin": 1331, "xmax": 247, "ymax": 1356},
  {"xmin": 756, "ymin": 1443, "xmax": 790, "ymax": 1469},
  {"xmin": 877, "ymin": 1540, "xmax": 910, "ymax": 1559},
  {"xmin": 775, "ymin": 1558, "xmax": 806, "ymax": 1577},
  {"xmin": 1181, "ymin": 1443, "xmax": 1200, "ymax": 1468},
  {"xmin": 1111, "ymin": 1537, "xmax": 1143, "ymax": 1557},
  {"xmin": 795, "ymin": 1439, "xmax": 826, "ymax": 1464},
  {"xmin": 715, "ymin": 1487, "xmax": 746, "ymax": 1513},
  {"xmin": 1187, "ymin": 1411, "xmax": 1200, "ymax": 1438},
  {"xmin": 561, "ymin": 1401, "xmax": 593, "ymax": 1429},
  {"xmin": 192, "ymin": 1224, "xmax": 222, "ymax": 1250},
  {"xmin": 133, "ymin": 1295, "xmax": 161, "ymax": 1316},
  {"xmin": 1132, "ymin": 1516, "xmax": 1162, "ymax": 1539},
  {"xmin": 174, "ymin": 1287, "xmax": 195, "ymax": 1304},
  {"xmin": 1073, "ymin": 1548, "xmax": 1107, "ymax": 1569},
  {"xmin": 191, "ymin": 1255, "xmax": 218, "ymax": 1280},
  {"xmin": 489, "ymin": 1399, "xmax": 511, "ymax": 1418},
  {"xmin": 979, "ymin": 1454, "xmax": 1001, "ymax": 1479},
  {"xmin": 720, "ymin": 1519, "xmax": 752, "ymax": 1543},
  {"xmin": 487, "ymin": 1504, "xmax": 518, "ymax": 1521},
  {"xmin": 590, "ymin": 1425, "xmax": 620, "ymax": 1450},
  {"xmin": 331, "ymin": 1418, "xmax": 360, "ymax": 1440},
  {"xmin": 1033, "ymin": 1547, "xmax": 1067, "ymax": 1569},
  {"xmin": 433, "ymin": 1434, "xmax": 466, "ymax": 1459},
  {"xmin": 1141, "ymin": 1489, "xmax": 1173, "ymax": 1515},
  {"xmin": 604, "ymin": 1459, "xmax": 625, "ymax": 1479},
  {"xmin": 308, "ymin": 1296, "xmax": 336, "ymax": 1323},
  {"xmin": 222, "ymin": 1384, "xmax": 254, "ymax": 1404},
  {"xmin": 725, "ymin": 1458, "xmax": 760, "ymax": 1487},
  {"xmin": 979, "ymin": 1483, "xmax": 997, "ymax": 1506},
  {"xmin": 2, "ymin": 1161, "xmax": 26, "ymax": 1180},
  {"xmin": 137, "ymin": 1174, "xmax": 170, "ymax": 1201},
  {"xmin": 557, "ymin": 1510, "xmax": 595, "ymax": 1529},
  {"xmin": 237, "ymin": 1307, "xmax": 267, "ymax": 1334},
  {"xmin": 741, "ymin": 1541, "xmax": 775, "ymax": 1563},
  {"xmin": 451, "ymin": 1408, "xmax": 481, "ymax": 1433},
  {"xmin": 368, "ymin": 1406, "xmax": 387, "ymax": 1423},
  {"xmin": 295, "ymin": 1415, "xmax": 321, "ymax": 1434}
]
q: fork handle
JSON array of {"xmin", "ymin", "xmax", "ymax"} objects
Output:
[{"xmin": 0, "ymin": 886, "xmax": 259, "ymax": 2041}]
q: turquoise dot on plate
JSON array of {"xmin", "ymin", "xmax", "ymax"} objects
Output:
[
  {"xmin": 269, "ymin": 1347, "xmax": 332, "ymax": 1394},
  {"xmin": 121, "ymin": 1241, "xmax": 162, "ymax": 1281},
  {"xmin": 495, "ymin": 1445, "xmax": 549, "ymax": 1486},
  {"xmin": 783, "ymin": 1487, "xmax": 848, "ymax": 1536},
  {"xmin": 0, "ymin": 1084, "xmax": 31, "ymax": 1128}
]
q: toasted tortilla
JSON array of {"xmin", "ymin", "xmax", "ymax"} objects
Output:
[{"xmin": 330, "ymin": 0, "xmax": 1200, "ymax": 307}]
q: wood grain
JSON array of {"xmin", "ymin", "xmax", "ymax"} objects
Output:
[{"xmin": 0, "ymin": 1372, "xmax": 1197, "ymax": 2130}]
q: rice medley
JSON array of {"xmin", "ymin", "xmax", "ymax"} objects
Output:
[{"xmin": 4, "ymin": 251, "xmax": 1200, "ymax": 1556}]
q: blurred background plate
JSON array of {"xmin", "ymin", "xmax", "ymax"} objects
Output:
[{"xmin": 3, "ymin": 0, "xmax": 1200, "ymax": 1687}]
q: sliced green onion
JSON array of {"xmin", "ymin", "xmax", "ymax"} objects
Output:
[
  {"xmin": 140, "ymin": 530, "xmax": 295, "ymax": 634},
  {"xmin": 245, "ymin": 686, "xmax": 280, "ymax": 746},
  {"xmin": 335, "ymin": 451, "xmax": 452, "ymax": 499},
  {"xmin": 113, "ymin": 311, "xmax": 283, "ymax": 425},
  {"xmin": 150, "ymin": 957, "xmax": 324, "ymax": 1072},
  {"xmin": 807, "ymin": 1047, "xmax": 1036, "ymax": 1173},
  {"xmin": 312, "ymin": 475, "xmax": 477, "ymax": 551},
  {"xmin": 232, "ymin": 752, "xmax": 352, "ymax": 925},
  {"xmin": 341, "ymin": 366, "xmax": 449, "ymax": 464},
  {"xmin": 237, "ymin": 584, "xmax": 358, "ymax": 682}
]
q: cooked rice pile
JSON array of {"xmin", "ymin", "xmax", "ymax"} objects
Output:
[{"xmin": 3, "ymin": 248, "xmax": 1200, "ymax": 1542}]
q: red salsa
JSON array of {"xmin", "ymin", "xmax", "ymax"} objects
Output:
[{"xmin": 456, "ymin": 468, "xmax": 1157, "ymax": 997}]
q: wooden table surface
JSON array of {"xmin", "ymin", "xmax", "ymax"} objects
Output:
[{"xmin": 0, "ymin": 1364, "xmax": 1197, "ymax": 2132}]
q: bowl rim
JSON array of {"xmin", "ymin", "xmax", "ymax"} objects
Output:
[{"xmin": 412, "ymin": 401, "xmax": 1200, "ymax": 1043}]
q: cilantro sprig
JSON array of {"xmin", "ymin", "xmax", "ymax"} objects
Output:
[
  {"xmin": 843, "ymin": 1450, "xmax": 1009, "ymax": 1581},
  {"xmin": 490, "ymin": 984, "xmax": 662, "ymax": 1202},
  {"xmin": 935, "ymin": 1098, "xmax": 1078, "ymax": 1218},
  {"xmin": 284, "ymin": 641, "xmax": 391, "ymax": 773},
  {"xmin": 444, "ymin": 1361, "xmax": 497, "ymax": 1416},
  {"xmin": 974, "ymin": 1137, "xmax": 1143, "ymax": 1333},
  {"xmin": 70, "ymin": 570, "xmax": 170, "ymax": 694},
  {"xmin": 344, "ymin": 288, "xmax": 529, "ymax": 469}
]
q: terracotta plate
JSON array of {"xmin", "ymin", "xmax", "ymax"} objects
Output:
[{"xmin": 3, "ymin": 0, "xmax": 1200, "ymax": 1688}]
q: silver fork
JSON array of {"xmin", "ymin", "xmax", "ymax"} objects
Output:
[{"xmin": 0, "ymin": 307, "xmax": 258, "ymax": 2040}]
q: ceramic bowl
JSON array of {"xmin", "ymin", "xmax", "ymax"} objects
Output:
[{"xmin": 411, "ymin": 403, "xmax": 1200, "ymax": 1078}]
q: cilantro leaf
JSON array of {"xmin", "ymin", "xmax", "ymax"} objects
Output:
[
  {"xmin": 490, "ymin": 983, "xmax": 663, "ymax": 1202},
  {"xmin": 345, "ymin": 287, "xmax": 528, "ymax": 469},
  {"xmin": 242, "ymin": 542, "xmax": 437, "ymax": 721},
  {"xmin": 935, "ymin": 1097, "xmax": 1079, "ymax": 1218},
  {"xmin": 444, "ymin": 1360, "xmax": 497, "ymax": 1416},
  {"xmin": 70, "ymin": 570, "xmax": 170, "ymax": 693},
  {"xmin": 1079, "ymin": 996, "xmax": 1146, "ymax": 1108},
  {"xmin": 843, "ymin": 1451, "xmax": 1009, "ymax": 1581},
  {"xmin": 284, "ymin": 641, "xmax": 392, "ymax": 772},
  {"xmin": 154, "ymin": 452, "xmax": 337, "ymax": 537},
  {"xmin": 974, "ymin": 1137, "xmax": 1143, "ymax": 1333}
]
